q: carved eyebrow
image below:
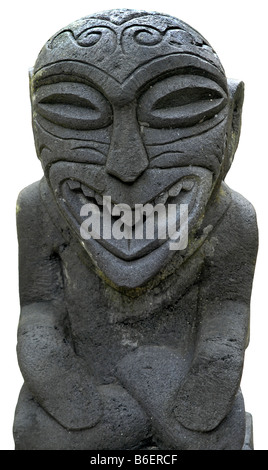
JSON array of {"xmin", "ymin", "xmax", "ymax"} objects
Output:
[
  {"xmin": 32, "ymin": 72, "xmax": 101, "ymax": 91},
  {"xmin": 123, "ymin": 53, "xmax": 228, "ymax": 95},
  {"xmin": 136, "ymin": 68, "xmax": 227, "ymax": 99},
  {"xmin": 31, "ymin": 61, "xmax": 121, "ymax": 93}
]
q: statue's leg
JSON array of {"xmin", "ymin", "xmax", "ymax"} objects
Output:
[
  {"xmin": 14, "ymin": 383, "xmax": 250, "ymax": 450},
  {"xmin": 13, "ymin": 383, "xmax": 151, "ymax": 450}
]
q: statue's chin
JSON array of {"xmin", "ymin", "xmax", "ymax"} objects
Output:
[{"xmin": 86, "ymin": 235, "xmax": 183, "ymax": 289}]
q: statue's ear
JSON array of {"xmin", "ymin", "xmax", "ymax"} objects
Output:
[
  {"xmin": 28, "ymin": 67, "xmax": 34, "ymax": 104},
  {"xmin": 224, "ymin": 79, "xmax": 244, "ymax": 176}
]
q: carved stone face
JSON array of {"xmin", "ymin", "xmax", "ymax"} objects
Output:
[{"xmin": 30, "ymin": 10, "xmax": 242, "ymax": 289}]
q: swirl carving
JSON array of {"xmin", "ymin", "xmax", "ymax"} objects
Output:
[
  {"xmin": 77, "ymin": 30, "xmax": 102, "ymax": 47},
  {"xmin": 133, "ymin": 27, "xmax": 163, "ymax": 46},
  {"xmin": 76, "ymin": 27, "xmax": 116, "ymax": 48}
]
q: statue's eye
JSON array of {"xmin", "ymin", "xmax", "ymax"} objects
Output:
[
  {"xmin": 34, "ymin": 82, "xmax": 112, "ymax": 130},
  {"xmin": 137, "ymin": 75, "xmax": 227, "ymax": 128}
]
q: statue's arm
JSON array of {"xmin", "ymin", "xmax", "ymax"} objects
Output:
[
  {"xmin": 174, "ymin": 190, "xmax": 258, "ymax": 431},
  {"xmin": 16, "ymin": 183, "xmax": 102, "ymax": 430}
]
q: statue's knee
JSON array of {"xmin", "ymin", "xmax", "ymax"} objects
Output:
[
  {"xmin": 166, "ymin": 389, "xmax": 247, "ymax": 450},
  {"xmin": 13, "ymin": 384, "xmax": 41, "ymax": 450},
  {"xmin": 13, "ymin": 384, "xmax": 70, "ymax": 450},
  {"xmin": 197, "ymin": 389, "xmax": 246, "ymax": 450}
]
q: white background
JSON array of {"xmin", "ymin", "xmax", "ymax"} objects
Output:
[{"xmin": 1, "ymin": 0, "xmax": 267, "ymax": 450}]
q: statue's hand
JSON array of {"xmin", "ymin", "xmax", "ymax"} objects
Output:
[
  {"xmin": 172, "ymin": 299, "xmax": 248, "ymax": 432},
  {"xmin": 116, "ymin": 345, "xmax": 188, "ymax": 419},
  {"xmin": 115, "ymin": 346, "xmax": 245, "ymax": 449},
  {"xmin": 17, "ymin": 302, "xmax": 103, "ymax": 430},
  {"xmin": 173, "ymin": 346, "xmax": 243, "ymax": 432}
]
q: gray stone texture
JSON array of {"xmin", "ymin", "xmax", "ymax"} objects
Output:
[{"xmin": 13, "ymin": 9, "xmax": 258, "ymax": 450}]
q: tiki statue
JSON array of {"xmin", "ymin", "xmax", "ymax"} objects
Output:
[{"xmin": 13, "ymin": 9, "xmax": 258, "ymax": 450}]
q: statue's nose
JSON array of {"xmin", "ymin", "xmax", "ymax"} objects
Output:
[{"xmin": 106, "ymin": 104, "xmax": 149, "ymax": 183}]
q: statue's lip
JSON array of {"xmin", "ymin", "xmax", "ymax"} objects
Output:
[
  {"xmin": 60, "ymin": 175, "xmax": 199, "ymax": 261},
  {"xmin": 65, "ymin": 176, "xmax": 194, "ymax": 213}
]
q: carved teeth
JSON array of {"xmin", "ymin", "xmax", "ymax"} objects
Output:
[
  {"xmin": 182, "ymin": 180, "xmax": 194, "ymax": 191},
  {"xmin": 169, "ymin": 182, "xmax": 182, "ymax": 197},
  {"xmin": 68, "ymin": 180, "xmax": 104, "ymax": 206},
  {"xmin": 81, "ymin": 184, "xmax": 95, "ymax": 198},
  {"xmin": 68, "ymin": 177, "xmax": 195, "ymax": 215},
  {"xmin": 95, "ymin": 193, "xmax": 104, "ymax": 205},
  {"xmin": 168, "ymin": 179, "xmax": 194, "ymax": 197},
  {"xmin": 154, "ymin": 192, "xmax": 169, "ymax": 205},
  {"xmin": 68, "ymin": 180, "xmax": 81, "ymax": 190}
]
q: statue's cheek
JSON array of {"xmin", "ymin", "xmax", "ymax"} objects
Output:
[{"xmin": 143, "ymin": 118, "xmax": 228, "ymax": 177}]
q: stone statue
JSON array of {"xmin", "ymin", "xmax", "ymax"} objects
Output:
[{"xmin": 13, "ymin": 9, "xmax": 258, "ymax": 450}]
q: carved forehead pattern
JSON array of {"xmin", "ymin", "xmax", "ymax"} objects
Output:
[{"xmin": 33, "ymin": 10, "xmax": 225, "ymax": 83}]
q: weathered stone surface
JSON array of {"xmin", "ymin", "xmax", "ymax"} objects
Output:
[{"xmin": 13, "ymin": 9, "xmax": 258, "ymax": 450}]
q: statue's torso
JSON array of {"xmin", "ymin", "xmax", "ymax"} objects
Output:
[{"xmin": 60, "ymin": 242, "xmax": 201, "ymax": 384}]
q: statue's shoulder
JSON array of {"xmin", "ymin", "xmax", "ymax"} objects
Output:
[
  {"xmin": 228, "ymin": 186, "xmax": 258, "ymax": 233},
  {"xmin": 16, "ymin": 179, "xmax": 63, "ymax": 246},
  {"xmin": 216, "ymin": 184, "xmax": 258, "ymax": 255},
  {"xmin": 16, "ymin": 180, "xmax": 44, "ymax": 226}
]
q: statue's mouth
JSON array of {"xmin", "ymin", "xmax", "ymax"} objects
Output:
[
  {"xmin": 48, "ymin": 163, "xmax": 212, "ymax": 287},
  {"xmin": 60, "ymin": 172, "xmax": 208, "ymax": 261}
]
